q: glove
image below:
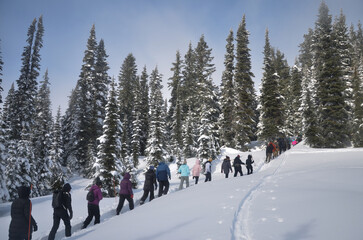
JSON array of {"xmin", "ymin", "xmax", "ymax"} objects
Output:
[
  {"xmin": 131, "ymin": 194, "xmax": 134, "ymax": 199},
  {"xmin": 33, "ymin": 224, "xmax": 38, "ymax": 232},
  {"xmin": 69, "ymin": 211, "xmax": 73, "ymax": 220}
]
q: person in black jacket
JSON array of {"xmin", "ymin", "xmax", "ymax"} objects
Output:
[
  {"xmin": 221, "ymin": 156, "xmax": 233, "ymax": 178},
  {"xmin": 48, "ymin": 183, "xmax": 73, "ymax": 240},
  {"xmin": 140, "ymin": 166, "xmax": 158, "ymax": 205},
  {"xmin": 9, "ymin": 186, "xmax": 38, "ymax": 240},
  {"xmin": 233, "ymin": 155, "xmax": 245, "ymax": 177},
  {"xmin": 246, "ymin": 154, "xmax": 255, "ymax": 175}
]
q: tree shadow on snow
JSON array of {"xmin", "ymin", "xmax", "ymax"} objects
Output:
[{"xmin": 283, "ymin": 219, "xmax": 316, "ymax": 240}]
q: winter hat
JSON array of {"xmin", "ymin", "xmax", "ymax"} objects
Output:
[
  {"xmin": 62, "ymin": 183, "xmax": 72, "ymax": 192},
  {"xmin": 18, "ymin": 186, "xmax": 31, "ymax": 199},
  {"xmin": 96, "ymin": 179, "xmax": 102, "ymax": 186},
  {"xmin": 149, "ymin": 166, "xmax": 154, "ymax": 170},
  {"xmin": 208, "ymin": 158, "xmax": 212, "ymax": 162}
]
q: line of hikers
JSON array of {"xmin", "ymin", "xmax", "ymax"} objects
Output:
[
  {"xmin": 8, "ymin": 155, "xmax": 253, "ymax": 240},
  {"xmin": 265, "ymin": 136, "xmax": 301, "ymax": 163},
  {"xmin": 220, "ymin": 154, "xmax": 255, "ymax": 178}
]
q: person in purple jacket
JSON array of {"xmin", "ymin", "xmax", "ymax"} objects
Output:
[
  {"xmin": 82, "ymin": 179, "xmax": 103, "ymax": 229},
  {"xmin": 116, "ymin": 172, "xmax": 134, "ymax": 215}
]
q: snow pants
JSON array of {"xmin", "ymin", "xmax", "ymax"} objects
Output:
[
  {"xmin": 234, "ymin": 167, "xmax": 243, "ymax": 177},
  {"xmin": 158, "ymin": 180, "xmax": 170, "ymax": 197},
  {"xmin": 247, "ymin": 165, "xmax": 253, "ymax": 175},
  {"xmin": 193, "ymin": 176, "xmax": 199, "ymax": 184},
  {"xmin": 48, "ymin": 208, "xmax": 71, "ymax": 240},
  {"xmin": 83, "ymin": 203, "xmax": 100, "ymax": 228},
  {"xmin": 140, "ymin": 189, "xmax": 155, "ymax": 204},
  {"xmin": 205, "ymin": 172, "xmax": 212, "ymax": 182},
  {"xmin": 116, "ymin": 194, "xmax": 134, "ymax": 215},
  {"xmin": 179, "ymin": 176, "xmax": 189, "ymax": 190}
]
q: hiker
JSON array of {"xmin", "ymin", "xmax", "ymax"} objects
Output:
[
  {"xmin": 204, "ymin": 158, "xmax": 213, "ymax": 182},
  {"xmin": 178, "ymin": 161, "xmax": 190, "ymax": 190},
  {"xmin": 156, "ymin": 161, "xmax": 171, "ymax": 197},
  {"xmin": 221, "ymin": 156, "xmax": 233, "ymax": 178},
  {"xmin": 116, "ymin": 172, "xmax": 134, "ymax": 215},
  {"xmin": 9, "ymin": 186, "xmax": 38, "ymax": 240},
  {"xmin": 140, "ymin": 166, "xmax": 158, "ymax": 205},
  {"xmin": 246, "ymin": 154, "xmax": 255, "ymax": 175},
  {"xmin": 82, "ymin": 179, "xmax": 103, "ymax": 229},
  {"xmin": 265, "ymin": 140, "xmax": 275, "ymax": 163},
  {"xmin": 48, "ymin": 183, "xmax": 73, "ymax": 240},
  {"xmin": 233, "ymin": 155, "xmax": 245, "ymax": 177},
  {"xmin": 192, "ymin": 159, "xmax": 202, "ymax": 184}
]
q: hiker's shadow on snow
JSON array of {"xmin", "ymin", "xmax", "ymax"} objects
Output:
[
  {"xmin": 283, "ymin": 219, "xmax": 315, "ymax": 240},
  {"xmin": 134, "ymin": 217, "xmax": 201, "ymax": 240}
]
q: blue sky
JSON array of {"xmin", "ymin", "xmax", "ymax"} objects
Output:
[{"xmin": 1, "ymin": 0, "xmax": 362, "ymax": 115}]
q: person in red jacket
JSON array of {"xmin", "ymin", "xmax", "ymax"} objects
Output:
[
  {"xmin": 116, "ymin": 172, "xmax": 134, "ymax": 215},
  {"xmin": 82, "ymin": 179, "xmax": 103, "ymax": 229}
]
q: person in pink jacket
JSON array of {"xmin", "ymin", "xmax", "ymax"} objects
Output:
[
  {"xmin": 192, "ymin": 159, "xmax": 202, "ymax": 184},
  {"xmin": 82, "ymin": 179, "xmax": 103, "ymax": 229}
]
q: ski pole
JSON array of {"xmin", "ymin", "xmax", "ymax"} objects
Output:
[{"xmin": 28, "ymin": 184, "xmax": 33, "ymax": 240}]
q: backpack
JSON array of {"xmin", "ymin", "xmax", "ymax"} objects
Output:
[
  {"xmin": 86, "ymin": 189, "xmax": 95, "ymax": 202},
  {"xmin": 52, "ymin": 191, "xmax": 63, "ymax": 208}
]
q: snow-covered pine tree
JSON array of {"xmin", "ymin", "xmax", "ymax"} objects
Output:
[
  {"xmin": 288, "ymin": 62, "xmax": 303, "ymax": 136},
  {"xmin": 234, "ymin": 15, "xmax": 257, "ymax": 149},
  {"xmin": 0, "ymin": 39, "xmax": 3, "ymax": 105},
  {"xmin": 61, "ymin": 87, "xmax": 81, "ymax": 170},
  {"xmin": 194, "ymin": 35, "xmax": 220, "ymax": 154},
  {"xmin": 2, "ymin": 84, "xmax": 17, "ymax": 140},
  {"xmin": 333, "ymin": 10, "xmax": 353, "ymax": 139},
  {"xmin": 94, "ymin": 39, "xmax": 111, "ymax": 138},
  {"xmin": 180, "ymin": 43, "xmax": 197, "ymax": 116},
  {"xmin": 314, "ymin": 2, "xmax": 350, "ymax": 147},
  {"xmin": 146, "ymin": 67, "xmax": 167, "ymax": 167},
  {"xmin": 33, "ymin": 69, "xmax": 53, "ymax": 195},
  {"xmin": 352, "ymin": 62, "xmax": 363, "ymax": 147},
  {"xmin": 0, "ymin": 123, "xmax": 9, "ymax": 201},
  {"xmin": 272, "ymin": 49, "xmax": 290, "ymax": 136},
  {"xmin": 258, "ymin": 29, "xmax": 284, "ymax": 140},
  {"xmin": 168, "ymin": 51, "xmax": 183, "ymax": 161},
  {"xmin": 197, "ymin": 104, "xmax": 217, "ymax": 161},
  {"xmin": 139, "ymin": 66, "xmax": 149, "ymax": 156},
  {"xmin": 94, "ymin": 78, "xmax": 123, "ymax": 196},
  {"xmin": 49, "ymin": 106, "xmax": 66, "ymax": 190},
  {"xmin": 220, "ymin": 29, "xmax": 235, "ymax": 148},
  {"xmin": 75, "ymin": 24, "xmax": 98, "ymax": 173},
  {"xmin": 118, "ymin": 54, "xmax": 138, "ymax": 152},
  {"xmin": 14, "ymin": 18, "xmax": 37, "ymax": 140},
  {"xmin": 182, "ymin": 106, "xmax": 197, "ymax": 158},
  {"xmin": 298, "ymin": 28, "xmax": 320, "ymax": 145}
]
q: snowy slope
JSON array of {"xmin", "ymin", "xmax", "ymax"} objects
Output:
[{"xmin": 1, "ymin": 142, "xmax": 363, "ymax": 240}]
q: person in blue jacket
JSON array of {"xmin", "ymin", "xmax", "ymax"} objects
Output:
[
  {"xmin": 178, "ymin": 161, "xmax": 190, "ymax": 190},
  {"xmin": 156, "ymin": 161, "xmax": 171, "ymax": 197}
]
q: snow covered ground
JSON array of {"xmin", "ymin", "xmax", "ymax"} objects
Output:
[{"xmin": 1, "ymin": 142, "xmax": 363, "ymax": 240}]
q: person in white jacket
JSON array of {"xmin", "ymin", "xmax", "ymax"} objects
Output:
[
  {"xmin": 204, "ymin": 158, "xmax": 212, "ymax": 182},
  {"xmin": 192, "ymin": 159, "xmax": 202, "ymax": 184}
]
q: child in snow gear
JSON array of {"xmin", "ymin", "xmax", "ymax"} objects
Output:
[
  {"xmin": 82, "ymin": 179, "xmax": 103, "ymax": 229},
  {"xmin": 246, "ymin": 155, "xmax": 255, "ymax": 175},
  {"xmin": 178, "ymin": 161, "xmax": 190, "ymax": 190},
  {"xmin": 140, "ymin": 166, "xmax": 158, "ymax": 205},
  {"xmin": 48, "ymin": 183, "xmax": 73, "ymax": 240},
  {"xmin": 116, "ymin": 173, "xmax": 134, "ymax": 215},
  {"xmin": 221, "ymin": 156, "xmax": 233, "ymax": 178},
  {"xmin": 233, "ymin": 155, "xmax": 245, "ymax": 177},
  {"xmin": 204, "ymin": 159, "xmax": 213, "ymax": 182},
  {"xmin": 192, "ymin": 159, "xmax": 202, "ymax": 184},
  {"xmin": 156, "ymin": 161, "xmax": 171, "ymax": 197},
  {"xmin": 9, "ymin": 186, "xmax": 37, "ymax": 240}
]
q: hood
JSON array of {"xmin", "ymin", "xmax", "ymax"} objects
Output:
[
  {"xmin": 123, "ymin": 173, "xmax": 131, "ymax": 180},
  {"xmin": 62, "ymin": 183, "xmax": 72, "ymax": 192},
  {"xmin": 18, "ymin": 186, "xmax": 31, "ymax": 199},
  {"xmin": 195, "ymin": 159, "xmax": 200, "ymax": 165}
]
